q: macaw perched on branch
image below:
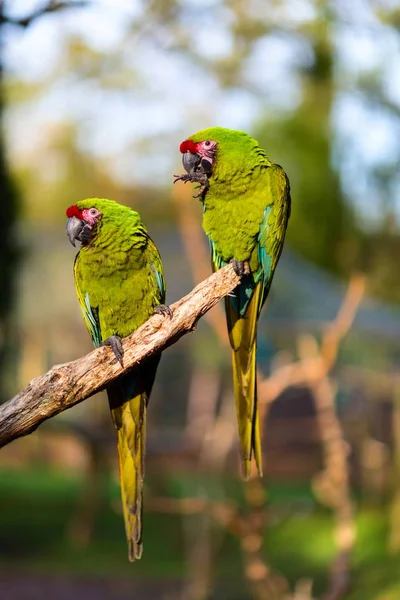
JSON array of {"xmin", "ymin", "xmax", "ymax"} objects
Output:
[
  {"xmin": 175, "ymin": 128, "xmax": 291, "ymax": 479},
  {"xmin": 66, "ymin": 198, "xmax": 171, "ymax": 561}
]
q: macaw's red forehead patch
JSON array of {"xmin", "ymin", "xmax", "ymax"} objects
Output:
[
  {"xmin": 180, "ymin": 140, "xmax": 198, "ymax": 154},
  {"xmin": 66, "ymin": 205, "xmax": 83, "ymax": 219}
]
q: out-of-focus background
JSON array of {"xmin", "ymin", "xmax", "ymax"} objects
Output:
[{"xmin": 1, "ymin": 1, "xmax": 400, "ymax": 599}]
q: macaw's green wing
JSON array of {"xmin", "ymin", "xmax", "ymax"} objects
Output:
[
  {"xmin": 73, "ymin": 256, "xmax": 102, "ymax": 347},
  {"xmin": 146, "ymin": 236, "xmax": 166, "ymax": 305},
  {"xmin": 256, "ymin": 164, "xmax": 291, "ymax": 313}
]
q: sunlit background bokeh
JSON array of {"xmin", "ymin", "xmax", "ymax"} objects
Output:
[{"xmin": 1, "ymin": 1, "xmax": 400, "ymax": 599}]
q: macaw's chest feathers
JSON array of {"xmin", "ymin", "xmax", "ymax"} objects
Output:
[
  {"xmin": 74, "ymin": 229, "xmax": 164, "ymax": 341},
  {"xmin": 80, "ymin": 243, "xmax": 148, "ymax": 276},
  {"xmin": 203, "ymin": 194, "xmax": 265, "ymax": 263},
  {"xmin": 89, "ymin": 219, "xmax": 148, "ymax": 254},
  {"xmin": 203, "ymin": 163, "xmax": 280, "ymax": 263}
]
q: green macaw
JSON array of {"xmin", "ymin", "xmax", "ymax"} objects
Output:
[
  {"xmin": 175, "ymin": 127, "xmax": 291, "ymax": 479},
  {"xmin": 66, "ymin": 198, "xmax": 170, "ymax": 561}
]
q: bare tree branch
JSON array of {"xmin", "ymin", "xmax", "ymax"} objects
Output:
[
  {"xmin": 0, "ymin": 265, "xmax": 240, "ymax": 449},
  {"xmin": 0, "ymin": 1, "xmax": 88, "ymax": 28}
]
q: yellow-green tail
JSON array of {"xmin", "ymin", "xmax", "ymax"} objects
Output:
[
  {"xmin": 226, "ymin": 285, "xmax": 263, "ymax": 479},
  {"xmin": 107, "ymin": 382, "xmax": 147, "ymax": 561}
]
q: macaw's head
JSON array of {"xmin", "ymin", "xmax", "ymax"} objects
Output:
[
  {"xmin": 179, "ymin": 127, "xmax": 260, "ymax": 180},
  {"xmin": 66, "ymin": 198, "xmax": 126, "ymax": 247},
  {"xmin": 179, "ymin": 138, "xmax": 217, "ymax": 177},
  {"xmin": 66, "ymin": 201, "xmax": 103, "ymax": 247}
]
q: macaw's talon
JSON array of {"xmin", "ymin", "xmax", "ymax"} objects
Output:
[
  {"xmin": 193, "ymin": 181, "xmax": 209, "ymax": 199},
  {"xmin": 231, "ymin": 260, "xmax": 251, "ymax": 277},
  {"xmin": 174, "ymin": 170, "xmax": 209, "ymax": 191},
  {"xmin": 102, "ymin": 335, "xmax": 124, "ymax": 366},
  {"xmin": 173, "ymin": 173, "xmax": 192, "ymax": 184},
  {"xmin": 154, "ymin": 304, "xmax": 173, "ymax": 319},
  {"xmin": 194, "ymin": 173, "xmax": 209, "ymax": 188}
]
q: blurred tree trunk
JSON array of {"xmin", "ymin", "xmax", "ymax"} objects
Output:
[{"xmin": 0, "ymin": 6, "xmax": 20, "ymax": 403}]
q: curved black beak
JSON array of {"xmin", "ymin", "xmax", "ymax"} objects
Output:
[
  {"xmin": 182, "ymin": 151, "xmax": 201, "ymax": 174},
  {"xmin": 66, "ymin": 216, "xmax": 85, "ymax": 247}
]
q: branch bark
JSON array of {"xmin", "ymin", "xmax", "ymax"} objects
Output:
[{"xmin": 0, "ymin": 265, "xmax": 240, "ymax": 449}]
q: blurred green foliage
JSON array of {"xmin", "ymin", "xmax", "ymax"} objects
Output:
[{"xmin": 1, "ymin": 468, "xmax": 400, "ymax": 600}]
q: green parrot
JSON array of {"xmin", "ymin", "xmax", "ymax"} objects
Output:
[
  {"xmin": 175, "ymin": 127, "xmax": 291, "ymax": 479},
  {"xmin": 66, "ymin": 198, "xmax": 170, "ymax": 561}
]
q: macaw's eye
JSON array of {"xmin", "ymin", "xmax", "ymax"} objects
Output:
[
  {"xmin": 89, "ymin": 208, "xmax": 98, "ymax": 216},
  {"xmin": 204, "ymin": 140, "xmax": 211, "ymax": 146}
]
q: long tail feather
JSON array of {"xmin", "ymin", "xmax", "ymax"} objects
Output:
[
  {"xmin": 107, "ymin": 355, "xmax": 160, "ymax": 561},
  {"xmin": 226, "ymin": 284, "xmax": 263, "ymax": 479}
]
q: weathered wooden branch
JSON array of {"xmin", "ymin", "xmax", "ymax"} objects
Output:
[{"xmin": 0, "ymin": 265, "xmax": 240, "ymax": 449}]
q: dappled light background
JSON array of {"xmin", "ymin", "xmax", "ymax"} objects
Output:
[{"xmin": 1, "ymin": 1, "xmax": 400, "ymax": 599}]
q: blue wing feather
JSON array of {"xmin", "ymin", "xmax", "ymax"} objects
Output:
[
  {"xmin": 150, "ymin": 263, "xmax": 165, "ymax": 301},
  {"xmin": 256, "ymin": 206, "xmax": 274, "ymax": 311},
  {"xmin": 147, "ymin": 236, "xmax": 166, "ymax": 305},
  {"xmin": 79, "ymin": 292, "xmax": 102, "ymax": 348}
]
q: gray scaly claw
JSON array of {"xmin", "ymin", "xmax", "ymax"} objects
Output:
[
  {"xmin": 102, "ymin": 335, "xmax": 124, "ymax": 366},
  {"xmin": 173, "ymin": 174, "xmax": 192, "ymax": 184},
  {"xmin": 154, "ymin": 304, "xmax": 173, "ymax": 319},
  {"xmin": 193, "ymin": 181, "xmax": 209, "ymax": 198},
  {"xmin": 231, "ymin": 259, "xmax": 250, "ymax": 277},
  {"xmin": 173, "ymin": 171, "xmax": 209, "ymax": 198}
]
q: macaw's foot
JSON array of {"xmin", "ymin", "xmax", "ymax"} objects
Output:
[
  {"xmin": 192, "ymin": 181, "xmax": 209, "ymax": 199},
  {"xmin": 231, "ymin": 259, "xmax": 250, "ymax": 277},
  {"xmin": 173, "ymin": 173, "xmax": 193, "ymax": 185},
  {"xmin": 102, "ymin": 335, "xmax": 124, "ymax": 366},
  {"xmin": 154, "ymin": 304, "xmax": 173, "ymax": 319},
  {"xmin": 173, "ymin": 170, "xmax": 209, "ymax": 199}
]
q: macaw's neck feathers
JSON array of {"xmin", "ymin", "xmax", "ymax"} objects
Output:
[
  {"xmin": 76, "ymin": 198, "xmax": 148, "ymax": 252},
  {"xmin": 188, "ymin": 127, "xmax": 272, "ymax": 183}
]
